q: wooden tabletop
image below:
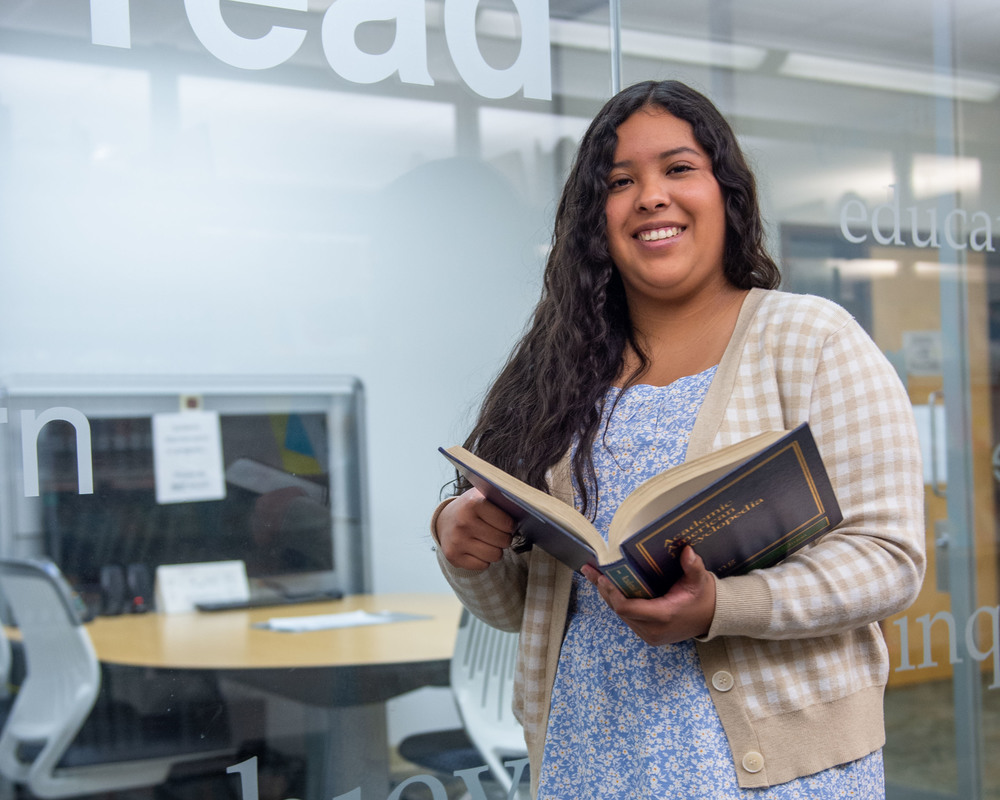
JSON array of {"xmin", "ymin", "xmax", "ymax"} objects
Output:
[{"xmin": 83, "ymin": 593, "xmax": 462, "ymax": 670}]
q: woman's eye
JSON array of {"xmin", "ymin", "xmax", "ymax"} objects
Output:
[
  {"xmin": 667, "ymin": 164, "xmax": 693, "ymax": 175},
  {"xmin": 608, "ymin": 176, "xmax": 632, "ymax": 189}
]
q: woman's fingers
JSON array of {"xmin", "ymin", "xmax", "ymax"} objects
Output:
[
  {"xmin": 437, "ymin": 488, "xmax": 516, "ymax": 570},
  {"xmin": 584, "ymin": 547, "xmax": 716, "ymax": 645}
]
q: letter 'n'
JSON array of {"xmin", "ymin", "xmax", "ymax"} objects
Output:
[{"xmin": 20, "ymin": 408, "xmax": 94, "ymax": 497}]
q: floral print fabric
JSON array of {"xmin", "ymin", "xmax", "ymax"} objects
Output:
[{"xmin": 537, "ymin": 369, "xmax": 884, "ymax": 799}]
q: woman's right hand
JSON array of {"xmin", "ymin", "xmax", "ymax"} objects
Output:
[{"xmin": 436, "ymin": 488, "xmax": 516, "ymax": 570}]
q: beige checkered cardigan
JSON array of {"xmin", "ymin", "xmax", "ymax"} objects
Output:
[{"xmin": 434, "ymin": 288, "xmax": 925, "ymax": 794}]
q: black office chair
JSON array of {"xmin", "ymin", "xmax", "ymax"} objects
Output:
[{"xmin": 0, "ymin": 557, "xmax": 235, "ymax": 798}]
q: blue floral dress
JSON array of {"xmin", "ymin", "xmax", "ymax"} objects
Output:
[{"xmin": 537, "ymin": 368, "xmax": 884, "ymax": 799}]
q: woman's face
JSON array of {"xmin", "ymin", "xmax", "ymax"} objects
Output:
[{"xmin": 604, "ymin": 107, "xmax": 728, "ymax": 308}]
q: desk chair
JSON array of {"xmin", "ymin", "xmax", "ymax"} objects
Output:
[
  {"xmin": 398, "ymin": 610, "xmax": 528, "ymax": 795},
  {"xmin": 0, "ymin": 626, "xmax": 12, "ymax": 800},
  {"xmin": 0, "ymin": 624, "xmax": 9, "ymax": 702},
  {"xmin": 0, "ymin": 557, "xmax": 233, "ymax": 799}
]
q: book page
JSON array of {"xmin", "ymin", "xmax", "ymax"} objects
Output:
[{"xmin": 608, "ymin": 430, "xmax": 788, "ymax": 548}]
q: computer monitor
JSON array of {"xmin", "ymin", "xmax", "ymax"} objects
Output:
[{"xmin": 0, "ymin": 376, "xmax": 369, "ymax": 606}]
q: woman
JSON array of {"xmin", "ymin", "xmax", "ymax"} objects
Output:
[{"xmin": 433, "ymin": 80, "xmax": 924, "ymax": 798}]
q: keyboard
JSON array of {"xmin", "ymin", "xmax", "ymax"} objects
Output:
[{"xmin": 195, "ymin": 591, "xmax": 344, "ymax": 612}]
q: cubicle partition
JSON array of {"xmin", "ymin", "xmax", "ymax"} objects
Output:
[{"xmin": 0, "ymin": 375, "xmax": 370, "ymax": 606}]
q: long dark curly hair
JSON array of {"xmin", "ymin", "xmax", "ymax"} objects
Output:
[{"xmin": 460, "ymin": 80, "xmax": 780, "ymax": 513}]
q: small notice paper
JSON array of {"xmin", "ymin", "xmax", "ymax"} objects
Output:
[
  {"xmin": 152, "ymin": 410, "xmax": 226, "ymax": 505},
  {"xmin": 256, "ymin": 610, "xmax": 430, "ymax": 633},
  {"xmin": 155, "ymin": 560, "xmax": 250, "ymax": 614}
]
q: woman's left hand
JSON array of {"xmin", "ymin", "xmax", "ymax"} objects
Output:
[{"xmin": 582, "ymin": 546, "xmax": 717, "ymax": 646}]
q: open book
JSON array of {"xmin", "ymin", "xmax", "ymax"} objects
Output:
[{"xmin": 440, "ymin": 422, "xmax": 841, "ymax": 599}]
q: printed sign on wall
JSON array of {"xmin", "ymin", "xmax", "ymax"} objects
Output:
[{"xmin": 152, "ymin": 410, "xmax": 226, "ymax": 504}]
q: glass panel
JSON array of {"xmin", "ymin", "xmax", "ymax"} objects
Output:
[
  {"xmin": 615, "ymin": 0, "xmax": 998, "ymax": 797},
  {"xmin": 0, "ymin": 1, "xmax": 614, "ymax": 798},
  {"xmin": 5, "ymin": 0, "xmax": 999, "ymax": 797}
]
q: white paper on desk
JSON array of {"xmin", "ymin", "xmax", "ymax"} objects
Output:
[{"xmin": 260, "ymin": 610, "xmax": 429, "ymax": 632}]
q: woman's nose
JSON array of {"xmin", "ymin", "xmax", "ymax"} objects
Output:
[{"xmin": 636, "ymin": 179, "xmax": 670, "ymax": 211}]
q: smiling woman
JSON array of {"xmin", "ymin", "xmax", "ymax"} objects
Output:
[{"xmin": 432, "ymin": 80, "xmax": 925, "ymax": 800}]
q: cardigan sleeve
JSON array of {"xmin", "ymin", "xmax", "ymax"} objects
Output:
[
  {"xmin": 431, "ymin": 452, "xmax": 573, "ymax": 634},
  {"xmin": 707, "ymin": 303, "xmax": 926, "ymax": 640},
  {"xmin": 432, "ymin": 497, "xmax": 529, "ymax": 633}
]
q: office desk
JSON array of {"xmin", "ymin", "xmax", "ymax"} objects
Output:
[{"xmin": 86, "ymin": 593, "xmax": 463, "ymax": 799}]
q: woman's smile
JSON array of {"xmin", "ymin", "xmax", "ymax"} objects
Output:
[{"xmin": 636, "ymin": 225, "xmax": 684, "ymax": 242}]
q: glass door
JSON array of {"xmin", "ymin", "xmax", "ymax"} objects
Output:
[
  {"xmin": 616, "ymin": 0, "xmax": 1000, "ymax": 796},
  {"xmin": 775, "ymin": 2, "xmax": 1000, "ymax": 791}
]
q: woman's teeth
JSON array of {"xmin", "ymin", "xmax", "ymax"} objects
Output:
[{"xmin": 638, "ymin": 227, "xmax": 682, "ymax": 242}]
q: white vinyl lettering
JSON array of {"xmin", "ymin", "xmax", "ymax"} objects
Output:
[
  {"xmin": 444, "ymin": 0, "xmax": 552, "ymax": 100},
  {"xmin": 839, "ymin": 185, "xmax": 997, "ymax": 251},
  {"xmin": 386, "ymin": 775, "xmax": 448, "ymax": 800},
  {"xmin": 184, "ymin": 0, "xmax": 308, "ymax": 71},
  {"xmin": 909, "ymin": 206, "xmax": 941, "ymax": 248},
  {"xmin": 894, "ymin": 608, "xmax": 1000, "ymax": 690},
  {"xmin": 88, "ymin": 0, "xmax": 553, "ymax": 100},
  {"xmin": 916, "ymin": 610, "xmax": 961, "ymax": 668},
  {"xmin": 321, "ymin": 0, "xmax": 433, "ymax": 86},
  {"xmin": 227, "ymin": 755, "xmax": 532, "ymax": 800},
  {"xmin": 970, "ymin": 211, "xmax": 994, "ymax": 251},
  {"xmin": 89, "ymin": 0, "xmax": 132, "ymax": 47},
  {"xmin": 19, "ymin": 408, "xmax": 94, "ymax": 497},
  {"xmin": 966, "ymin": 605, "xmax": 1000, "ymax": 690},
  {"xmin": 226, "ymin": 758, "xmax": 258, "ymax": 800},
  {"xmin": 839, "ymin": 199, "xmax": 868, "ymax": 244},
  {"xmin": 943, "ymin": 209, "xmax": 969, "ymax": 250},
  {"xmin": 870, "ymin": 185, "xmax": 904, "ymax": 246}
]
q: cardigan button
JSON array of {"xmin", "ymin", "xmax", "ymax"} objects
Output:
[
  {"xmin": 742, "ymin": 751, "xmax": 765, "ymax": 774},
  {"xmin": 711, "ymin": 670, "xmax": 735, "ymax": 692}
]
